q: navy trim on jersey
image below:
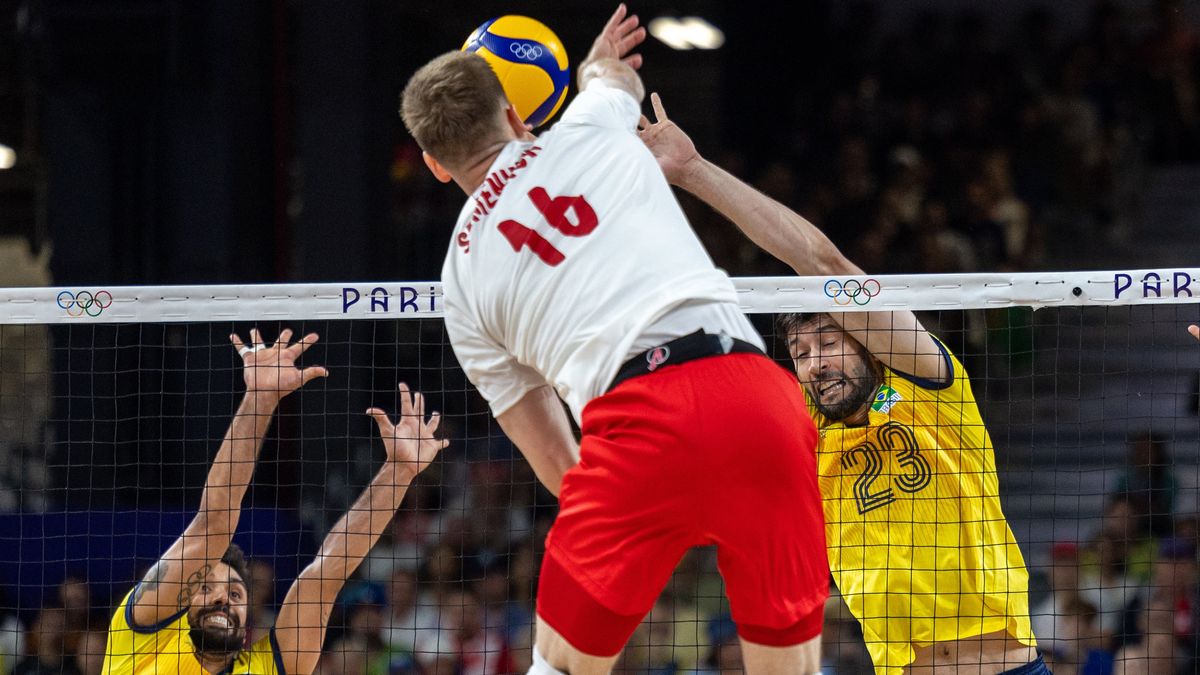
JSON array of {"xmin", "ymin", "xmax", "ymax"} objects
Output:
[
  {"xmin": 889, "ymin": 336, "xmax": 955, "ymax": 391},
  {"xmin": 125, "ymin": 583, "xmax": 189, "ymax": 634}
]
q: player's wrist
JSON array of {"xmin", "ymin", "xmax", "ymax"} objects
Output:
[
  {"xmin": 675, "ymin": 153, "xmax": 710, "ymax": 192},
  {"xmin": 242, "ymin": 390, "xmax": 283, "ymax": 410}
]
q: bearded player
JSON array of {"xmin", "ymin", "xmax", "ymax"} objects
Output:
[
  {"xmin": 638, "ymin": 97, "xmax": 1046, "ymax": 675},
  {"xmin": 401, "ymin": 5, "xmax": 827, "ymax": 674},
  {"xmin": 102, "ymin": 328, "xmax": 446, "ymax": 674}
]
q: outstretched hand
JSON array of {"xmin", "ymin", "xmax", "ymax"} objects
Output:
[
  {"xmin": 584, "ymin": 4, "xmax": 647, "ymax": 72},
  {"xmin": 231, "ymin": 328, "xmax": 328, "ymax": 401},
  {"xmin": 367, "ymin": 383, "xmax": 448, "ymax": 480},
  {"xmin": 638, "ymin": 93, "xmax": 699, "ymax": 186}
]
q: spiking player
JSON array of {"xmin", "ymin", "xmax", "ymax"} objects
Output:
[
  {"xmin": 638, "ymin": 97, "xmax": 1047, "ymax": 675},
  {"xmin": 103, "ymin": 328, "xmax": 446, "ymax": 674},
  {"xmin": 400, "ymin": 5, "xmax": 828, "ymax": 674}
]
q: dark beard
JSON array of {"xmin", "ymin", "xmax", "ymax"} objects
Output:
[
  {"xmin": 812, "ymin": 372, "xmax": 878, "ymax": 423},
  {"xmin": 188, "ymin": 611, "xmax": 245, "ymax": 656}
]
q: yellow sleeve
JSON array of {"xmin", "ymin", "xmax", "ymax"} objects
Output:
[{"xmin": 102, "ymin": 585, "xmax": 189, "ymax": 673}]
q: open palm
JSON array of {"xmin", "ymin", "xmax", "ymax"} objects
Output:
[
  {"xmin": 367, "ymin": 383, "xmax": 448, "ymax": 480},
  {"xmin": 231, "ymin": 328, "xmax": 328, "ymax": 400}
]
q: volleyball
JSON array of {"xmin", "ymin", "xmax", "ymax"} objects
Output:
[{"xmin": 462, "ymin": 15, "xmax": 569, "ymax": 128}]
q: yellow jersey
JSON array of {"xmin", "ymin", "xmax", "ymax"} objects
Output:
[
  {"xmin": 103, "ymin": 586, "xmax": 282, "ymax": 674},
  {"xmin": 808, "ymin": 340, "xmax": 1035, "ymax": 675}
]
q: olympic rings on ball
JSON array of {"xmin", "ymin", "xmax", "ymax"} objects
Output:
[
  {"xmin": 824, "ymin": 279, "xmax": 882, "ymax": 306},
  {"xmin": 57, "ymin": 290, "xmax": 113, "ymax": 317},
  {"xmin": 509, "ymin": 41, "xmax": 543, "ymax": 60}
]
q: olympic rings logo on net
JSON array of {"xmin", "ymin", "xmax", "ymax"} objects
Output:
[
  {"xmin": 509, "ymin": 42, "xmax": 543, "ymax": 61},
  {"xmin": 824, "ymin": 279, "xmax": 882, "ymax": 306},
  {"xmin": 57, "ymin": 290, "xmax": 113, "ymax": 317}
]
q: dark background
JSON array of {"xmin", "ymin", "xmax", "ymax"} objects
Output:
[{"xmin": 1, "ymin": 1, "xmax": 1200, "ymax": 669}]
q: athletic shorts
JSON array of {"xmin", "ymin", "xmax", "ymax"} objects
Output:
[{"xmin": 537, "ymin": 351, "xmax": 829, "ymax": 656}]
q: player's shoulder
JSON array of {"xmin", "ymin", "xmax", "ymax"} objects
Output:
[
  {"xmin": 233, "ymin": 629, "xmax": 285, "ymax": 674},
  {"xmin": 886, "ymin": 334, "xmax": 963, "ymax": 394}
]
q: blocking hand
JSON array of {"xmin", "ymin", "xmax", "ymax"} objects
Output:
[
  {"xmin": 638, "ymin": 93, "xmax": 699, "ymax": 186},
  {"xmin": 231, "ymin": 328, "xmax": 328, "ymax": 400},
  {"xmin": 367, "ymin": 383, "xmax": 449, "ymax": 480}
]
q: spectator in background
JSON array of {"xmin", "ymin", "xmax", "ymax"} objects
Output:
[
  {"xmin": 245, "ymin": 559, "xmax": 277, "ymax": 646},
  {"xmin": 314, "ymin": 635, "xmax": 370, "ymax": 675},
  {"xmin": 688, "ymin": 615, "xmax": 742, "ymax": 675},
  {"xmin": 1083, "ymin": 494, "xmax": 1158, "ymax": 586},
  {"xmin": 380, "ymin": 565, "xmax": 438, "ymax": 662},
  {"xmin": 1030, "ymin": 543, "xmax": 1104, "ymax": 674},
  {"xmin": 56, "ymin": 575, "xmax": 93, "ymax": 657},
  {"xmin": 475, "ymin": 556, "xmax": 532, "ymax": 646},
  {"xmin": 1080, "ymin": 530, "xmax": 1147, "ymax": 647},
  {"xmin": 73, "ymin": 630, "xmax": 105, "ymax": 675},
  {"xmin": 1117, "ymin": 433, "xmax": 1178, "ymax": 537},
  {"xmin": 418, "ymin": 588, "xmax": 508, "ymax": 675},
  {"xmin": 13, "ymin": 607, "xmax": 80, "ymax": 675},
  {"xmin": 1133, "ymin": 538, "xmax": 1199, "ymax": 669},
  {"xmin": 0, "ymin": 587, "xmax": 24, "ymax": 675}
]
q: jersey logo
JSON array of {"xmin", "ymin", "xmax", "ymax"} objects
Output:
[
  {"xmin": 646, "ymin": 346, "xmax": 670, "ymax": 371},
  {"xmin": 871, "ymin": 385, "xmax": 902, "ymax": 414}
]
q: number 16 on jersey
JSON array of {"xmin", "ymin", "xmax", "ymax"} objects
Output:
[{"xmin": 498, "ymin": 187, "xmax": 598, "ymax": 267}]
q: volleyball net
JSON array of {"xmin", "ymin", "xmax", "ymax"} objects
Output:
[{"xmin": 0, "ymin": 268, "xmax": 1198, "ymax": 673}]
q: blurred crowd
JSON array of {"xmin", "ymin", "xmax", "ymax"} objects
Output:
[
  {"xmin": 0, "ymin": 432, "xmax": 1188, "ymax": 675},
  {"xmin": 3, "ymin": 0, "xmax": 1200, "ymax": 673},
  {"xmin": 671, "ymin": 0, "xmax": 1200, "ymax": 277}
]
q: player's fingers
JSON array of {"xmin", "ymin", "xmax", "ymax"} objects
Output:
[
  {"xmin": 230, "ymin": 333, "xmax": 246, "ymax": 352},
  {"xmin": 397, "ymin": 382, "xmax": 413, "ymax": 418},
  {"xmin": 650, "ymin": 92, "xmax": 667, "ymax": 121},
  {"xmin": 426, "ymin": 411, "xmax": 442, "ymax": 436},
  {"xmin": 618, "ymin": 26, "xmax": 646, "ymax": 53},
  {"xmin": 614, "ymin": 14, "xmax": 639, "ymax": 39},
  {"xmin": 1189, "ymin": 324, "xmax": 1199, "ymax": 340},
  {"xmin": 277, "ymin": 328, "xmax": 294, "ymax": 347},
  {"xmin": 603, "ymin": 3, "xmax": 627, "ymax": 34},
  {"xmin": 250, "ymin": 327, "xmax": 264, "ymax": 347},
  {"xmin": 412, "ymin": 389, "xmax": 427, "ymax": 421},
  {"xmin": 366, "ymin": 408, "xmax": 394, "ymax": 436},
  {"xmin": 295, "ymin": 332, "xmax": 321, "ymax": 355},
  {"xmin": 623, "ymin": 53, "xmax": 643, "ymax": 70},
  {"xmin": 300, "ymin": 366, "xmax": 329, "ymax": 385}
]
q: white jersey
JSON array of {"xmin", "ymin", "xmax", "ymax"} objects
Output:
[{"xmin": 441, "ymin": 80, "xmax": 762, "ymax": 422}]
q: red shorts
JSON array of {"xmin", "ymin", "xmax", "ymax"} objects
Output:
[{"xmin": 537, "ymin": 352, "xmax": 829, "ymax": 656}]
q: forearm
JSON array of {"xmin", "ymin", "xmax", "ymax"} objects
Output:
[
  {"xmin": 309, "ymin": 463, "xmax": 414, "ymax": 581},
  {"xmin": 578, "ymin": 57, "xmax": 644, "ymax": 103},
  {"xmin": 496, "ymin": 386, "xmax": 579, "ymax": 497},
  {"xmin": 195, "ymin": 392, "xmax": 280, "ymax": 535},
  {"xmin": 679, "ymin": 158, "xmax": 860, "ymax": 276}
]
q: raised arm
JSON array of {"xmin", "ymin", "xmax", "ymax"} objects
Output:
[
  {"xmin": 495, "ymin": 385, "xmax": 579, "ymax": 497},
  {"xmin": 129, "ymin": 329, "xmax": 327, "ymax": 627},
  {"xmin": 638, "ymin": 95, "xmax": 949, "ymax": 382},
  {"xmin": 274, "ymin": 384, "xmax": 446, "ymax": 675},
  {"xmin": 576, "ymin": 4, "xmax": 647, "ymax": 103}
]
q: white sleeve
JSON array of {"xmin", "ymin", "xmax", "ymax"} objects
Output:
[
  {"xmin": 556, "ymin": 79, "xmax": 640, "ymax": 132},
  {"xmin": 444, "ymin": 308, "xmax": 545, "ymax": 417}
]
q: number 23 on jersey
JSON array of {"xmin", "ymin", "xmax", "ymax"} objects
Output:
[{"xmin": 498, "ymin": 187, "xmax": 597, "ymax": 266}]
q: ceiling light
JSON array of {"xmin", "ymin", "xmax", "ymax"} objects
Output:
[{"xmin": 649, "ymin": 16, "xmax": 724, "ymax": 50}]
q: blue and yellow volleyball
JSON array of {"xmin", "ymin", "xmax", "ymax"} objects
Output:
[{"xmin": 462, "ymin": 16, "xmax": 569, "ymax": 128}]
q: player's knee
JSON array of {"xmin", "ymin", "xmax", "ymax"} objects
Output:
[
  {"xmin": 528, "ymin": 647, "xmax": 569, "ymax": 675},
  {"xmin": 736, "ymin": 604, "xmax": 824, "ymax": 646}
]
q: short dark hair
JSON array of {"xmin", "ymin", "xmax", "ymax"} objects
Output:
[
  {"xmin": 400, "ymin": 51, "xmax": 509, "ymax": 169},
  {"xmin": 221, "ymin": 543, "xmax": 250, "ymax": 591},
  {"xmin": 776, "ymin": 312, "xmax": 824, "ymax": 338}
]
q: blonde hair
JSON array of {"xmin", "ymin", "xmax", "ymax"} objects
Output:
[{"xmin": 400, "ymin": 51, "xmax": 509, "ymax": 169}]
